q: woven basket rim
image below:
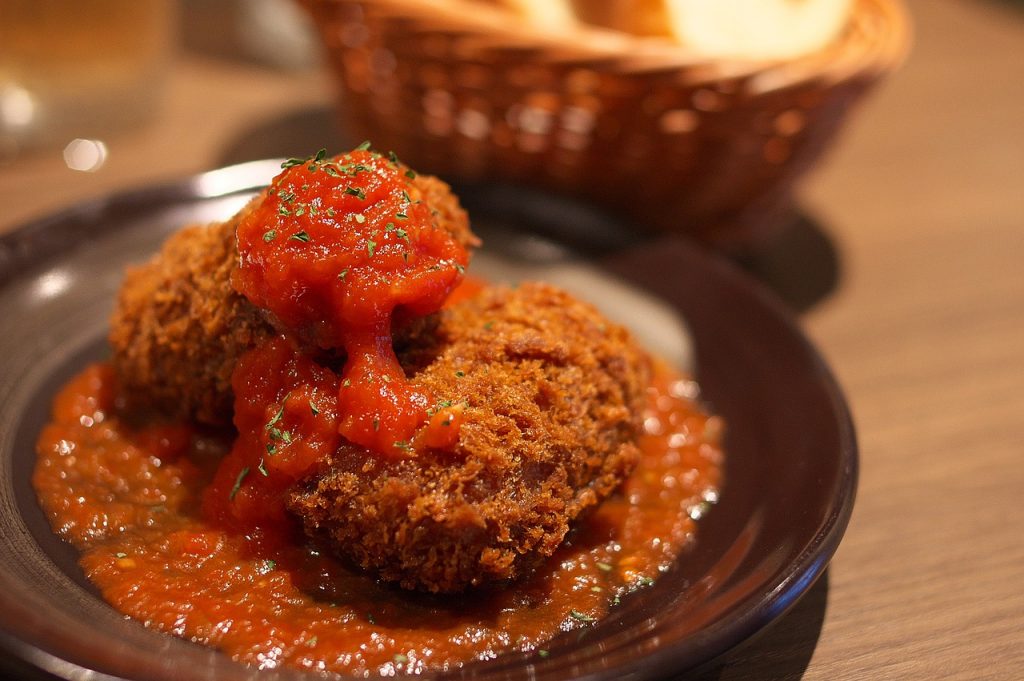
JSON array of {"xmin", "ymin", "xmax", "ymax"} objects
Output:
[{"xmin": 307, "ymin": 0, "xmax": 910, "ymax": 90}]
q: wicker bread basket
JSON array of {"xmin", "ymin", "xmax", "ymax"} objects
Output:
[{"xmin": 302, "ymin": 0, "xmax": 909, "ymax": 246}]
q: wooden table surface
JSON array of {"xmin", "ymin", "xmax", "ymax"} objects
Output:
[{"xmin": 1, "ymin": 1, "xmax": 1021, "ymax": 679}]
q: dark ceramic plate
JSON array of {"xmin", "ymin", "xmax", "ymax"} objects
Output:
[{"xmin": 0, "ymin": 161, "xmax": 856, "ymax": 681}]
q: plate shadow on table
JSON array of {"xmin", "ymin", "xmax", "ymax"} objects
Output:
[
  {"xmin": 216, "ymin": 105, "xmax": 841, "ymax": 315},
  {"xmin": 673, "ymin": 570, "xmax": 831, "ymax": 681}
]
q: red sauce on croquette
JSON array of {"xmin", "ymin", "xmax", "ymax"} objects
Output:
[
  {"xmin": 233, "ymin": 148, "xmax": 469, "ymax": 457},
  {"xmin": 33, "ymin": 362, "xmax": 722, "ymax": 676},
  {"xmin": 212, "ymin": 149, "xmax": 475, "ymax": 536}
]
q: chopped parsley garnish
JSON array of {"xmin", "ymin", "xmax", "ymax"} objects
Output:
[
  {"xmin": 310, "ymin": 401, "xmax": 320, "ymax": 416},
  {"xmin": 426, "ymin": 400, "xmax": 453, "ymax": 416},
  {"xmin": 356, "ymin": 140, "xmax": 372, "ymax": 151},
  {"xmin": 264, "ymin": 393, "xmax": 293, "ymax": 445},
  {"xmin": 367, "ymin": 239, "xmax": 376, "ymax": 257},
  {"xmin": 394, "ymin": 440, "xmax": 413, "ymax": 452},
  {"xmin": 290, "ymin": 231, "xmax": 311, "ymax": 242},
  {"xmin": 268, "ymin": 427, "xmax": 292, "ymax": 444},
  {"xmin": 278, "ymin": 205, "xmax": 291, "ymax": 217},
  {"xmin": 569, "ymin": 609, "xmax": 596, "ymax": 623},
  {"xmin": 344, "ymin": 186, "xmax": 366, "ymax": 200},
  {"xmin": 263, "ymin": 229, "xmax": 277, "ymax": 242},
  {"xmin": 354, "ymin": 213, "xmax": 366, "ymax": 224},
  {"xmin": 338, "ymin": 269, "xmax": 349, "ymax": 281},
  {"xmin": 393, "ymin": 654, "xmax": 408, "ymax": 664},
  {"xmin": 257, "ymin": 458, "xmax": 269, "ymax": 476},
  {"xmin": 596, "ymin": 562, "xmax": 613, "ymax": 572},
  {"xmin": 229, "ymin": 467, "xmax": 250, "ymax": 500},
  {"xmin": 266, "ymin": 394, "xmax": 289, "ymax": 429},
  {"xmin": 538, "ymin": 649, "xmax": 549, "ymax": 658},
  {"xmin": 405, "ymin": 169, "xmax": 416, "ymax": 179},
  {"xmin": 455, "ymin": 370, "xmax": 465, "ymax": 378}
]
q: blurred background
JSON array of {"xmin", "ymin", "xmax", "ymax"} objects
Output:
[{"xmin": 1, "ymin": 0, "xmax": 1022, "ymax": 679}]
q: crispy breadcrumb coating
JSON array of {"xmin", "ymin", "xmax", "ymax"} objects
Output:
[
  {"xmin": 289, "ymin": 283, "xmax": 650, "ymax": 593},
  {"xmin": 109, "ymin": 174, "xmax": 474, "ymax": 425}
]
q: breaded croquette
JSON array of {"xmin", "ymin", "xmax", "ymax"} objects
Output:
[{"xmin": 288, "ymin": 282, "xmax": 650, "ymax": 593}]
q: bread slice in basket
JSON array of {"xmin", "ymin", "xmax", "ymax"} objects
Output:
[{"xmin": 476, "ymin": 0, "xmax": 854, "ymax": 59}]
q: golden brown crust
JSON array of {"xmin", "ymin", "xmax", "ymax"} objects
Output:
[
  {"xmin": 108, "ymin": 204, "xmax": 273, "ymax": 424},
  {"xmin": 109, "ymin": 174, "xmax": 474, "ymax": 425},
  {"xmin": 288, "ymin": 283, "xmax": 650, "ymax": 593}
]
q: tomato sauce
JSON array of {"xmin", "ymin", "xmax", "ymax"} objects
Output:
[
  {"xmin": 233, "ymin": 148, "xmax": 469, "ymax": 456},
  {"xmin": 209, "ymin": 148, "xmax": 479, "ymax": 536},
  {"xmin": 34, "ymin": 361, "xmax": 722, "ymax": 676}
]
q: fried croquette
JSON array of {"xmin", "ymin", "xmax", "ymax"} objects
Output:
[
  {"xmin": 288, "ymin": 282, "xmax": 650, "ymax": 593},
  {"xmin": 109, "ymin": 174, "xmax": 474, "ymax": 425}
]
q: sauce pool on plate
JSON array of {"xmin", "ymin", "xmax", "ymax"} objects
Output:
[{"xmin": 33, "ymin": 361, "xmax": 722, "ymax": 675}]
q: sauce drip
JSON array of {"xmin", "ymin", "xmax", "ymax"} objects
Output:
[
  {"xmin": 233, "ymin": 148, "xmax": 469, "ymax": 455},
  {"xmin": 201, "ymin": 336, "xmax": 340, "ymax": 546},
  {"xmin": 203, "ymin": 277, "xmax": 486, "ymax": 533}
]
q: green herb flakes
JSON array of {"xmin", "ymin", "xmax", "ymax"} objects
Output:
[
  {"xmin": 229, "ymin": 467, "xmax": 250, "ymax": 500},
  {"xmin": 569, "ymin": 609, "xmax": 596, "ymax": 623}
]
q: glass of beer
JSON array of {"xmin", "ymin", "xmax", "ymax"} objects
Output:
[{"xmin": 0, "ymin": 0, "xmax": 175, "ymax": 158}]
